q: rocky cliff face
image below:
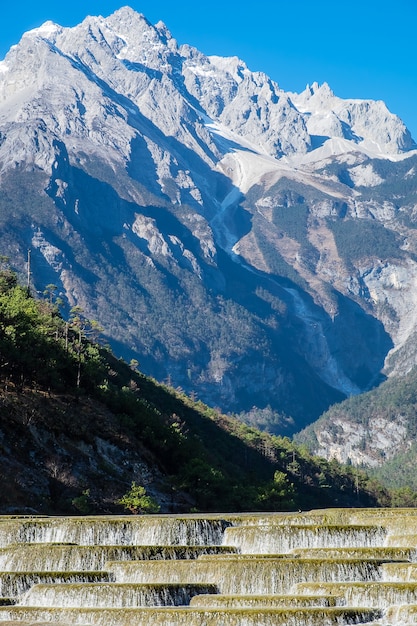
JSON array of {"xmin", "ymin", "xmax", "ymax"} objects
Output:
[
  {"xmin": 293, "ymin": 367, "xmax": 417, "ymax": 484},
  {"xmin": 0, "ymin": 7, "xmax": 416, "ymax": 432}
]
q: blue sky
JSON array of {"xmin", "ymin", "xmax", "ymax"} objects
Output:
[{"xmin": 1, "ymin": 0, "xmax": 416, "ymax": 141}]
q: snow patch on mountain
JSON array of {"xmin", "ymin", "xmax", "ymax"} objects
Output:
[
  {"xmin": 25, "ymin": 20, "xmax": 63, "ymax": 40},
  {"xmin": 350, "ymin": 163, "xmax": 384, "ymax": 187}
]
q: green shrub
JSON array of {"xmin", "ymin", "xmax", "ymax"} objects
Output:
[{"xmin": 116, "ymin": 482, "xmax": 160, "ymax": 514}]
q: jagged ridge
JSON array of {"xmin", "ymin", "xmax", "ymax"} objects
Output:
[{"xmin": 0, "ymin": 6, "xmax": 416, "ymax": 433}]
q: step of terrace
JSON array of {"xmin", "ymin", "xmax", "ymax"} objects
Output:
[
  {"xmin": 19, "ymin": 582, "xmax": 218, "ymax": 608},
  {"xmin": 294, "ymin": 581, "xmax": 417, "ymax": 608},
  {"xmin": 0, "ymin": 544, "xmax": 237, "ymax": 572},
  {"xmin": 290, "ymin": 546, "xmax": 417, "ymax": 560},
  {"xmin": 223, "ymin": 524, "xmax": 388, "ymax": 554},
  {"xmin": 0, "ymin": 605, "xmax": 383, "ymax": 626},
  {"xmin": 106, "ymin": 556, "xmax": 387, "ymax": 594},
  {"xmin": 189, "ymin": 593, "xmax": 338, "ymax": 608}
]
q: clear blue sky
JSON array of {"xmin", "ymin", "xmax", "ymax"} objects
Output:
[{"xmin": 1, "ymin": 0, "xmax": 416, "ymax": 141}]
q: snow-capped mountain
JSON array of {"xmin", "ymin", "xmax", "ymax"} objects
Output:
[{"xmin": 1, "ymin": 6, "xmax": 416, "ymax": 432}]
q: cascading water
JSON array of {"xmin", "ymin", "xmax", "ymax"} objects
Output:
[
  {"xmin": 293, "ymin": 581, "xmax": 417, "ymax": 609},
  {"xmin": 0, "ymin": 509, "xmax": 415, "ymax": 625},
  {"xmin": 0, "ymin": 605, "xmax": 384, "ymax": 625},
  {"xmin": 0, "ymin": 570, "xmax": 112, "ymax": 598},
  {"xmin": 0, "ymin": 544, "xmax": 237, "ymax": 572},
  {"xmin": 0, "ymin": 516, "xmax": 232, "ymax": 546},
  {"xmin": 290, "ymin": 546, "xmax": 417, "ymax": 560},
  {"xmin": 19, "ymin": 582, "xmax": 219, "ymax": 608},
  {"xmin": 223, "ymin": 524, "xmax": 387, "ymax": 554},
  {"xmin": 189, "ymin": 593, "xmax": 338, "ymax": 608},
  {"xmin": 106, "ymin": 557, "xmax": 383, "ymax": 594}
]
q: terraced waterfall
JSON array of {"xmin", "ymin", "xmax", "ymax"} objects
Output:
[{"xmin": 0, "ymin": 509, "xmax": 417, "ymax": 624}]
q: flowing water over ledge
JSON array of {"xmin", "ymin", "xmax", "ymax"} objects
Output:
[
  {"xmin": 0, "ymin": 517, "xmax": 232, "ymax": 547},
  {"xmin": 0, "ymin": 509, "xmax": 416, "ymax": 624}
]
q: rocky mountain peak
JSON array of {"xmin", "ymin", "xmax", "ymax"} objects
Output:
[
  {"xmin": 0, "ymin": 7, "xmax": 417, "ymax": 432},
  {"xmin": 303, "ymin": 81, "xmax": 335, "ymax": 102},
  {"xmin": 291, "ymin": 81, "xmax": 414, "ymax": 155},
  {"xmin": 104, "ymin": 6, "xmax": 178, "ymax": 64},
  {"xmin": 24, "ymin": 20, "xmax": 63, "ymax": 42}
]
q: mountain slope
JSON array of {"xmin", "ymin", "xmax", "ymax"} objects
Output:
[
  {"xmin": 0, "ymin": 7, "xmax": 416, "ymax": 431},
  {"xmin": 294, "ymin": 365, "xmax": 417, "ymax": 496},
  {"xmin": 0, "ymin": 270, "xmax": 389, "ymax": 513}
]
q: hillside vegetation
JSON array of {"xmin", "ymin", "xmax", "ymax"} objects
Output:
[
  {"xmin": 295, "ymin": 368, "xmax": 417, "ymax": 503},
  {"xmin": 0, "ymin": 266, "xmax": 392, "ymax": 514}
]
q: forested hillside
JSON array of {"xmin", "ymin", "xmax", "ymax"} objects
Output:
[
  {"xmin": 0, "ymin": 266, "xmax": 392, "ymax": 514},
  {"xmin": 295, "ymin": 367, "xmax": 417, "ymax": 502}
]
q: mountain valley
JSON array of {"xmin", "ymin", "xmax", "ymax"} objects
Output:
[{"xmin": 1, "ymin": 6, "xmax": 417, "ymax": 445}]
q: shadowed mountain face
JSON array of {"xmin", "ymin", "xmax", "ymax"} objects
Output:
[{"xmin": 0, "ymin": 7, "xmax": 416, "ymax": 433}]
